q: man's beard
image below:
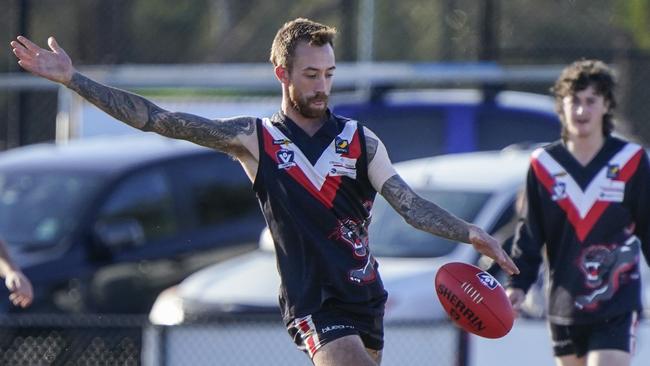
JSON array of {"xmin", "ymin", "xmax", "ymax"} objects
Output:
[{"xmin": 290, "ymin": 91, "xmax": 329, "ymax": 119}]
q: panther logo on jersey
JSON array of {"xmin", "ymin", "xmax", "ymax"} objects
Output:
[
  {"xmin": 575, "ymin": 236, "xmax": 640, "ymax": 310},
  {"xmin": 579, "ymin": 245, "xmax": 613, "ymax": 288},
  {"xmin": 330, "ymin": 218, "xmax": 376, "ymax": 285},
  {"xmin": 330, "ymin": 218, "xmax": 367, "ymax": 259}
]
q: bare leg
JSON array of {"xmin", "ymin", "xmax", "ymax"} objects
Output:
[
  {"xmin": 312, "ymin": 335, "xmax": 378, "ymax": 366},
  {"xmin": 366, "ymin": 347, "xmax": 383, "ymax": 365},
  {"xmin": 555, "ymin": 354, "xmax": 586, "ymax": 366},
  {"xmin": 587, "ymin": 349, "xmax": 630, "ymax": 366}
]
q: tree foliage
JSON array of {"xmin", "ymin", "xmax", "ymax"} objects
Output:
[
  {"xmin": 615, "ymin": 0, "xmax": 650, "ymax": 49},
  {"xmin": 2, "ymin": 0, "xmax": 649, "ymax": 143}
]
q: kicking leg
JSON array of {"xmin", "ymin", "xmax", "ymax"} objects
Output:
[{"xmin": 312, "ymin": 335, "xmax": 378, "ymax": 366}]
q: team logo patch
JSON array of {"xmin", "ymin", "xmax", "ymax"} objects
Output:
[
  {"xmin": 335, "ymin": 137, "xmax": 349, "ymax": 154},
  {"xmin": 606, "ymin": 164, "xmax": 620, "ymax": 179},
  {"xmin": 476, "ymin": 272, "xmax": 498, "ymax": 290},
  {"xmin": 551, "ymin": 181, "xmax": 567, "ymax": 201},
  {"xmin": 273, "ymin": 138, "xmax": 292, "ymax": 146},
  {"xmin": 276, "ymin": 149, "xmax": 296, "ymax": 169}
]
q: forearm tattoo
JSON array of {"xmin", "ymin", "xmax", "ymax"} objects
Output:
[
  {"xmin": 380, "ymin": 175, "xmax": 470, "ymax": 243},
  {"xmin": 366, "ymin": 135, "xmax": 378, "ymax": 163},
  {"xmin": 67, "ymin": 73, "xmax": 255, "ymax": 153}
]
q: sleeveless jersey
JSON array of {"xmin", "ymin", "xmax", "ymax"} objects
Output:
[
  {"xmin": 253, "ymin": 111, "xmax": 387, "ymax": 323},
  {"xmin": 510, "ymin": 137, "xmax": 650, "ymax": 325}
]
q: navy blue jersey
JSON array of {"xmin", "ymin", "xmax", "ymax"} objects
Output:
[
  {"xmin": 253, "ymin": 111, "xmax": 387, "ymax": 323},
  {"xmin": 510, "ymin": 137, "xmax": 650, "ymax": 325}
]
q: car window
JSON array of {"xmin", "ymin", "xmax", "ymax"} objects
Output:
[
  {"xmin": 370, "ymin": 189, "xmax": 490, "ymax": 258},
  {"xmin": 490, "ymin": 201, "xmax": 515, "ymax": 237},
  {"xmin": 333, "ymin": 106, "xmax": 447, "ymax": 162},
  {"xmin": 97, "ymin": 168, "xmax": 178, "ymax": 242},
  {"xmin": 476, "ymin": 109, "xmax": 560, "ymax": 150},
  {"xmin": 0, "ymin": 171, "xmax": 102, "ymax": 247},
  {"xmin": 173, "ymin": 155, "xmax": 258, "ymax": 228}
]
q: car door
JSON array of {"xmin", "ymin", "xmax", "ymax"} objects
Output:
[
  {"xmin": 163, "ymin": 153, "xmax": 265, "ymax": 270},
  {"xmin": 88, "ymin": 162, "xmax": 185, "ymax": 312},
  {"xmin": 88, "ymin": 152, "xmax": 264, "ymax": 313}
]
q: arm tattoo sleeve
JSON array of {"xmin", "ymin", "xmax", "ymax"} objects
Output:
[
  {"xmin": 381, "ymin": 175, "xmax": 470, "ymax": 243},
  {"xmin": 366, "ymin": 135, "xmax": 378, "ymax": 163},
  {"xmin": 67, "ymin": 73, "xmax": 255, "ymax": 153}
]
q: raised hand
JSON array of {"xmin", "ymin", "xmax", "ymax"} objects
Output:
[
  {"xmin": 468, "ymin": 224, "xmax": 520, "ymax": 276},
  {"xmin": 10, "ymin": 36, "xmax": 75, "ymax": 85},
  {"xmin": 5, "ymin": 270, "xmax": 33, "ymax": 308}
]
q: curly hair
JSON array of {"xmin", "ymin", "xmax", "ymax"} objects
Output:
[
  {"xmin": 551, "ymin": 59, "xmax": 617, "ymax": 141},
  {"xmin": 269, "ymin": 18, "xmax": 336, "ymax": 73}
]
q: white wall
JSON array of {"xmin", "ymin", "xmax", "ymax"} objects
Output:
[{"xmin": 471, "ymin": 319, "xmax": 650, "ymax": 366}]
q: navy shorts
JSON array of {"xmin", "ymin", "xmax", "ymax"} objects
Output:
[
  {"xmin": 550, "ymin": 312, "xmax": 639, "ymax": 357},
  {"xmin": 287, "ymin": 306, "xmax": 384, "ymax": 359}
]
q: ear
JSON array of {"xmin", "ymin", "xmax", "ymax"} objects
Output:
[
  {"xmin": 603, "ymin": 97, "xmax": 611, "ymax": 113},
  {"xmin": 274, "ymin": 66, "xmax": 290, "ymax": 85}
]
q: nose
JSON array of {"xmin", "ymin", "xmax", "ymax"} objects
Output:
[
  {"xmin": 314, "ymin": 75, "xmax": 327, "ymax": 92},
  {"xmin": 575, "ymin": 105, "xmax": 585, "ymax": 115}
]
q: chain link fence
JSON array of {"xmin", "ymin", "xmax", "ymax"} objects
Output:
[
  {"xmin": 143, "ymin": 317, "xmax": 464, "ymax": 366},
  {"xmin": 0, "ymin": 314, "xmax": 464, "ymax": 365},
  {"xmin": 0, "ymin": 314, "xmax": 145, "ymax": 365}
]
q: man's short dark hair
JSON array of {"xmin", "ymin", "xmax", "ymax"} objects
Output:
[{"xmin": 270, "ymin": 18, "xmax": 336, "ymax": 72}]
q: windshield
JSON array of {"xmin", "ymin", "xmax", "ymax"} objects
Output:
[
  {"xmin": 0, "ymin": 171, "xmax": 103, "ymax": 248},
  {"xmin": 369, "ymin": 189, "xmax": 490, "ymax": 258}
]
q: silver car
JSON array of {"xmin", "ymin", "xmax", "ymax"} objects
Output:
[{"xmin": 149, "ymin": 146, "xmax": 650, "ymax": 325}]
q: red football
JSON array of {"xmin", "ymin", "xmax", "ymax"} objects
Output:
[{"xmin": 435, "ymin": 262, "xmax": 514, "ymax": 339}]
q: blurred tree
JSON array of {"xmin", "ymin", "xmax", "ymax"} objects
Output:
[
  {"xmin": 612, "ymin": 0, "xmax": 650, "ymax": 144},
  {"xmin": 615, "ymin": 0, "xmax": 650, "ymax": 50},
  {"xmin": 499, "ymin": 0, "xmax": 624, "ymax": 63},
  {"xmin": 1, "ymin": 0, "xmax": 649, "ymax": 145},
  {"xmin": 127, "ymin": 0, "xmax": 212, "ymax": 63},
  {"xmin": 374, "ymin": 0, "xmax": 453, "ymax": 61},
  {"xmin": 203, "ymin": 0, "xmax": 354, "ymax": 63}
]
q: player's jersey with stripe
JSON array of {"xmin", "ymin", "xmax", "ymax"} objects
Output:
[
  {"xmin": 253, "ymin": 111, "xmax": 387, "ymax": 323},
  {"xmin": 510, "ymin": 137, "xmax": 650, "ymax": 325}
]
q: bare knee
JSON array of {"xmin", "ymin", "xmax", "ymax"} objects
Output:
[
  {"xmin": 312, "ymin": 335, "xmax": 378, "ymax": 366},
  {"xmin": 555, "ymin": 354, "xmax": 585, "ymax": 366},
  {"xmin": 587, "ymin": 349, "xmax": 630, "ymax": 366},
  {"xmin": 366, "ymin": 347, "xmax": 383, "ymax": 365}
]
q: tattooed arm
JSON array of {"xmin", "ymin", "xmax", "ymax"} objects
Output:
[
  {"xmin": 10, "ymin": 36, "xmax": 256, "ymax": 158},
  {"xmin": 364, "ymin": 127, "xmax": 519, "ymax": 274},
  {"xmin": 380, "ymin": 175, "xmax": 472, "ymax": 242},
  {"xmin": 364, "ymin": 127, "xmax": 469, "ymax": 241},
  {"xmin": 66, "ymin": 73, "xmax": 256, "ymax": 155}
]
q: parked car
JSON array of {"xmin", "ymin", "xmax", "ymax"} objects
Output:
[
  {"xmin": 150, "ymin": 145, "xmax": 650, "ymax": 325},
  {"xmin": 0, "ymin": 134, "xmax": 264, "ymax": 314},
  {"xmin": 77, "ymin": 88, "xmax": 559, "ymax": 164},
  {"xmin": 332, "ymin": 88, "xmax": 560, "ymax": 162},
  {"xmin": 149, "ymin": 146, "xmax": 539, "ymax": 325}
]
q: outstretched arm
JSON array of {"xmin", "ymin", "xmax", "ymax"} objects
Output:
[
  {"xmin": 364, "ymin": 128, "xmax": 519, "ymax": 275},
  {"xmin": 10, "ymin": 36, "xmax": 256, "ymax": 157},
  {"xmin": 0, "ymin": 240, "xmax": 33, "ymax": 308}
]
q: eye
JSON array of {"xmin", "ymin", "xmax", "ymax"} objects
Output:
[{"xmin": 562, "ymin": 96, "xmax": 576, "ymax": 106}]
